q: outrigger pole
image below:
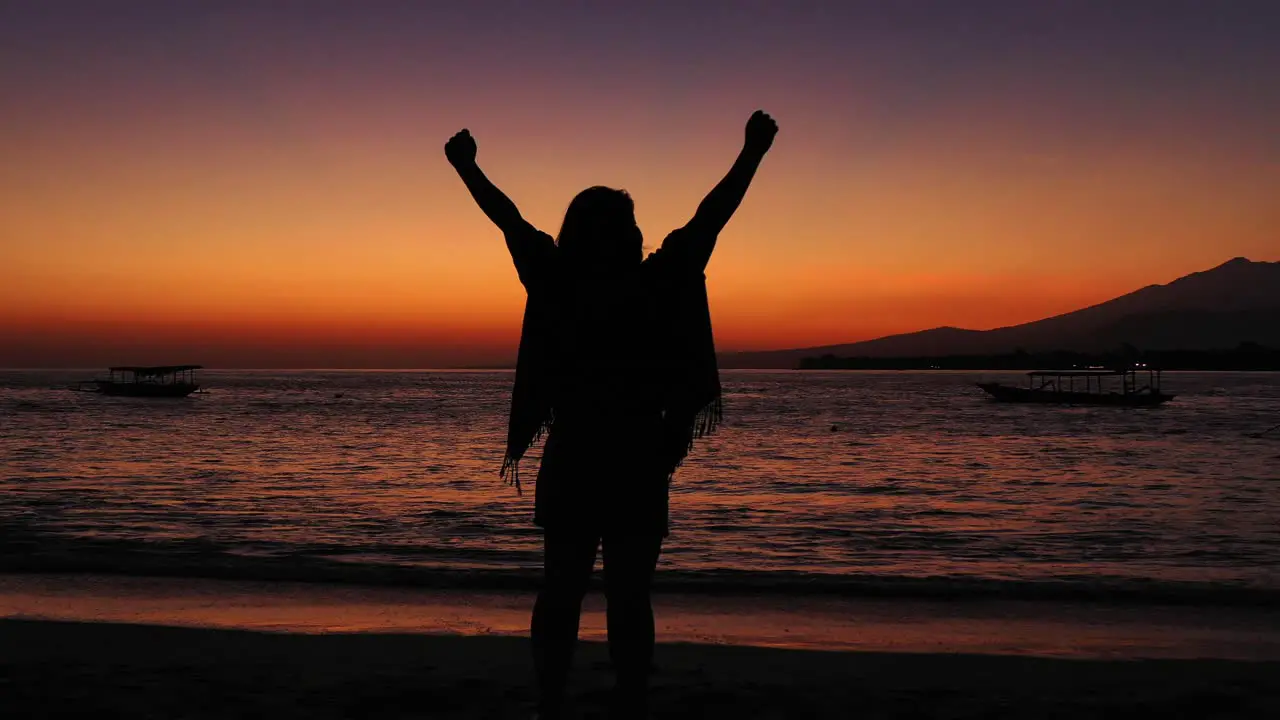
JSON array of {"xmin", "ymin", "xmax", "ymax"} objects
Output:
[{"xmin": 1248, "ymin": 421, "xmax": 1280, "ymax": 438}]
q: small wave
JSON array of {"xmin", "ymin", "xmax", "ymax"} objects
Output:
[
  {"xmin": 419, "ymin": 509, "xmax": 465, "ymax": 518},
  {"xmin": 2, "ymin": 548, "xmax": 1275, "ymax": 608}
]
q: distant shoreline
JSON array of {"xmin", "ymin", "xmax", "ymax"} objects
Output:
[
  {"xmin": 797, "ymin": 363, "xmax": 1280, "ymax": 371},
  {"xmin": 4, "ymin": 365, "xmax": 1280, "ymax": 373},
  {"xmin": 796, "ymin": 346, "xmax": 1280, "ymax": 371}
]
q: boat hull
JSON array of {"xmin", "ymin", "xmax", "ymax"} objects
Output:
[
  {"xmin": 976, "ymin": 382, "xmax": 1173, "ymax": 406},
  {"xmin": 92, "ymin": 381, "xmax": 199, "ymax": 398}
]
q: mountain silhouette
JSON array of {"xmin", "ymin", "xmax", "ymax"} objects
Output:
[{"xmin": 722, "ymin": 258, "xmax": 1280, "ymax": 368}]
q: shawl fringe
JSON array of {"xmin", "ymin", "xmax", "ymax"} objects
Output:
[
  {"xmin": 692, "ymin": 396, "xmax": 723, "ymax": 443},
  {"xmin": 499, "ymin": 417, "xmax": 549, "ymax": 496},
  {"xmin": 663, "ymin": 395, "xmax": 723, "ymax": 482},
  {"xmin": 501, "ymin": 397, "xmax": 724, "ymax": 492}
]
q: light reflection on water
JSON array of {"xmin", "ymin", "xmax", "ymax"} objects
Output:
[{"xmin": 1, "ymin": 370, "xmax": 1277, "ymax": 594}]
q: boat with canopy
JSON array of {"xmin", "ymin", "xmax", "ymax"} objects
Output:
[
  {"xmin": 976, "ymin": 367, "xmax": 1173, "ymax": 406},
  {"xmin": 74, "ymin": 365, "xmax": 202, "ymax": 398}
]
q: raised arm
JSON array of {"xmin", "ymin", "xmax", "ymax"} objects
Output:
[
  {"xmin": 669, "ymin": 111, "xmax": 778, "ymax": 268},
  {"xmin": 445, "ymin": 129, "xmax": 532, "ymax": 235},
  {"xmin": 444, "ymin": 129, "xmax": 552, "ymax": 287}
]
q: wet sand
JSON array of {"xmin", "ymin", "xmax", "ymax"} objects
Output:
[
  {"xmin": 4, "ymin": 573, "xmax": 1280, "ymax": 660},
  {"xmin": 3, "ymin": 574, "xmax": 1279, "ymax": 718}
]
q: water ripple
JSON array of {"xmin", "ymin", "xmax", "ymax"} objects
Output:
[{"xmin": 1, "ymin": 369, "xmax": 1278, "ymax": 595}]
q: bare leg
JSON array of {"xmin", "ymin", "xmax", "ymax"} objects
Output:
[
  {"xmin": 531, "ymin": 530, "xmax": 598, "ymax": 717},
  {"xmin": 601, "ymin": 533, "xmax": 664, "ymax": 717}
]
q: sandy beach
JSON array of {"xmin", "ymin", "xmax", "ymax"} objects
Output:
[
  {"xmin": 3, "ymin": 619, "xmax": 1279, "ymax": 719},
  {"xmin": 4, "ymin": 574, "xmax": 1280, "ymax": 718}
]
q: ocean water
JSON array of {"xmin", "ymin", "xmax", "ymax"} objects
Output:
[{"xmin": 2, "ymin": 370, "xmax": 1278, "ymax": 603}]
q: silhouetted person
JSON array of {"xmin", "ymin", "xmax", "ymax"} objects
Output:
[{"xmin": 446, "ymin": 110, "xmax": 777, "ymax": 719}]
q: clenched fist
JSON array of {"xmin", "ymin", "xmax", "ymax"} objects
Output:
[
  {"xmin": 744, "ymin": 110, "xmax": 778, "ymax": 156},
  {"xmin": 445, "ymin": 129, "xmax": 477, "ymax": 168}
]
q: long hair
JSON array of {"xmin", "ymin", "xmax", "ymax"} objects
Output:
[{"xmin": 555, "ymin": 186, "xmax": 643, "ymax": 269}]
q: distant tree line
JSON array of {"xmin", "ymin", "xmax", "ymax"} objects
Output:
[{"xmin": 798, "ymin": 343, "xmax": 1280, "ymax": 371}]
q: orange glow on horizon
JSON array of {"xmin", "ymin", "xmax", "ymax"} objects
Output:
[{"xmin": 3, "ymin": 4, "xmax": 1277, "ymax": 367}]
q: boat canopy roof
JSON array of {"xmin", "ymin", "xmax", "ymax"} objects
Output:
[{"xmin": 108, "ymin": 365, "xmax": 202, "ymax": 374}]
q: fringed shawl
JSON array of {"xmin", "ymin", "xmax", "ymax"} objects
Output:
[
  {"xmin": 499, "ymin": 259, "xmax": 722, "ymax": 494},
  {"xmin": 498, "ymin": 294, "xmax": 556, "ymax": 492}
]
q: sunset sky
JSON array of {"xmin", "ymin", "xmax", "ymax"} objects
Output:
[{"xmin": 2, "ymin": 1, "xmax": 1277, "ymax": 368}]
